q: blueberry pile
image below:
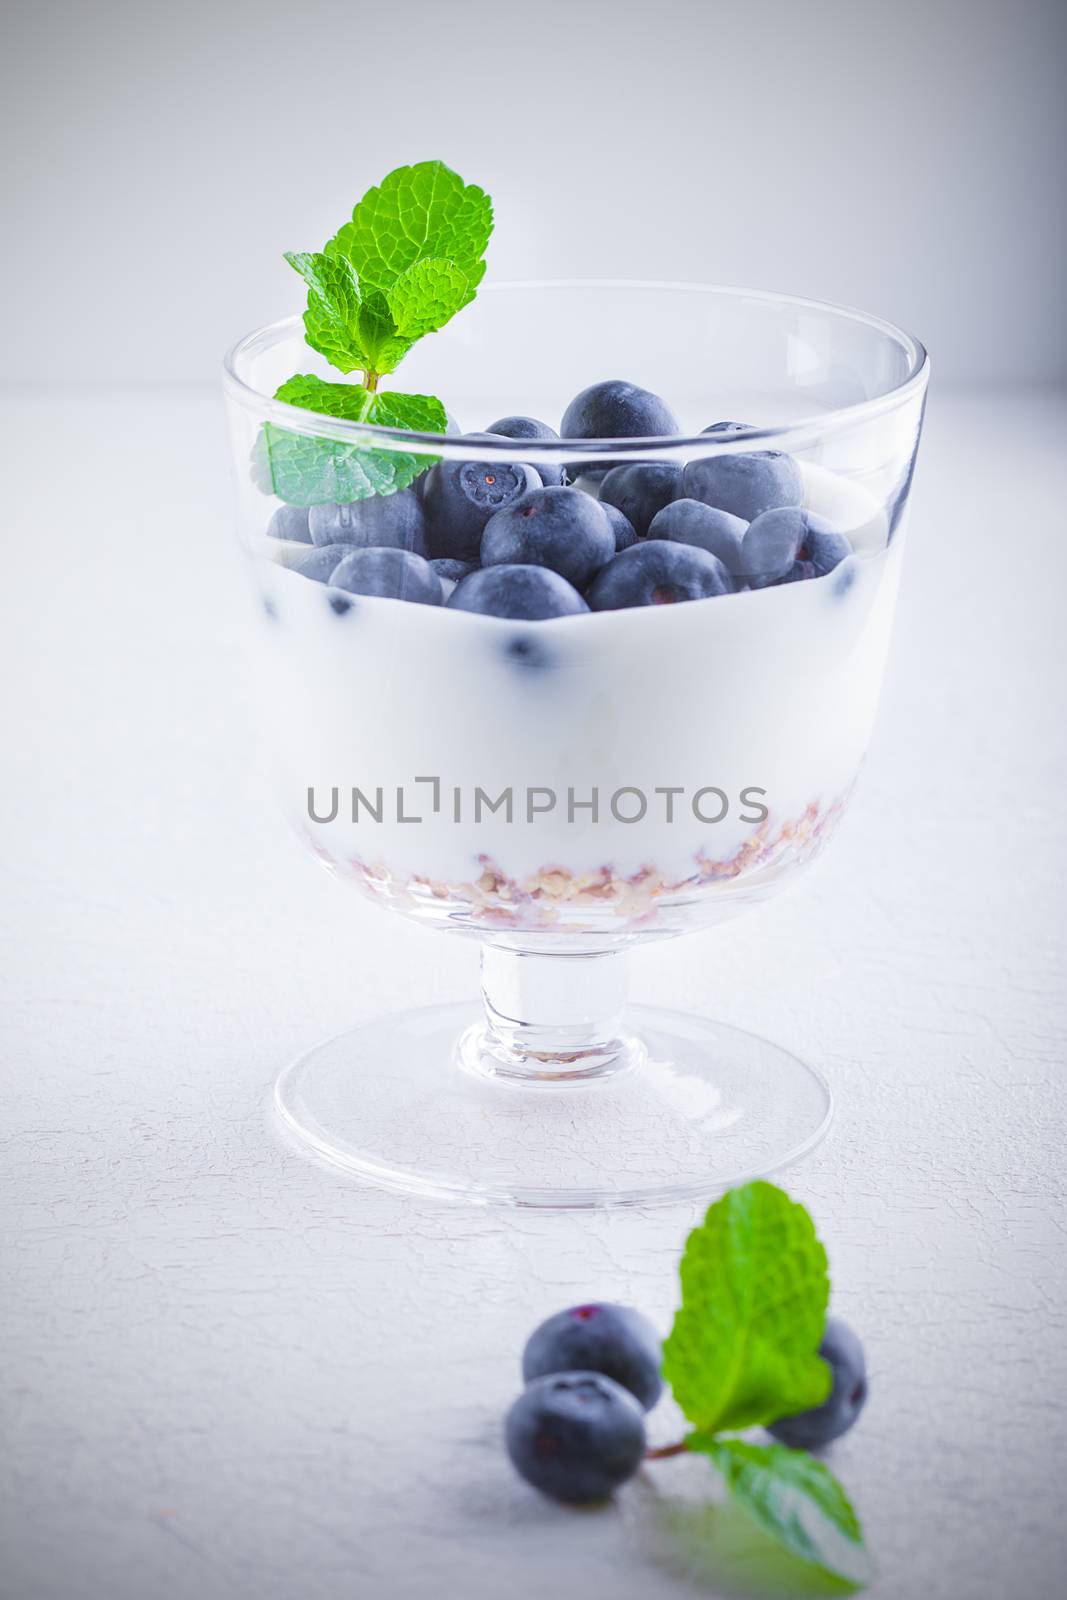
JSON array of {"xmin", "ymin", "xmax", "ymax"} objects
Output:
[
  {"xmin": 267, "ymin": 380, "xmax": 854, "ymax": 618},
  {"xmin": 505, "ymin": 1301, "xmax": 867, "ymax": 1504}
]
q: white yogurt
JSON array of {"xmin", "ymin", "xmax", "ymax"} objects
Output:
[{"xmin": 251, "ymin": 465, "xmax": 905, "ymax": 932}]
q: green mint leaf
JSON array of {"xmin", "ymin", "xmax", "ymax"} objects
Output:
[
  {"xmin": 255, "ymin": 376, "xmax": 445, "ymax": 506},
  {"xmin": 274, "ymin": 374, "xmax": 375, "ymax": 422},
  {"xmin": 689, "ymin": 1436, "xmax": 871, "ymax": 1588},
  {"xmin": 387, "ymin": 258, "xmax": 475, "ymax": 342},
  {"xmin": 361, "ymin": 389, "xmax": 448, "ymax": 435},
  {"xmin": 327, "ymin": 161, "xmax": 492, "ymax": 299},
  {"xmin": 356, "ymin": 291, "xmax": 404, "ymax": 373},
  {"xmin": 662, "ymin": 1181, "xmax": 831, "ymax": 1433},
  {"xmin": 284, "ymin": 251, "xmax": 367, "ymax": 374}
]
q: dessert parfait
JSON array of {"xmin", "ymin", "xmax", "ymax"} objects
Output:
[{"xmin": 223, "ymin": 162, "xmax": 928, "ymax": 1207}]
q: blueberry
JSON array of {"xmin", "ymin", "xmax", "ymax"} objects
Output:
[
  {"xmin": 741, "ymin": 509, "xmax": 851, "ymax": 589},
  {"xmin": 429, "ymin": 558, "xmax": 476, "ymax": 583},
  {"xmin": 562, "ymin": 381, "xmax": 680, "ymax": 484},
  {"xmin": 448, "ymin": 565, "xmax": 589, "ymax": 620},
  {"xmin": 739, "ymin": 507, "xmax": 803, "ymax": 589},
  {"xmin": 486, "ymin": 416, "xmax": 565, "ymax": 486},
  {"xmin": 424, "ymin": 444, "xmax": 540, "ymax": 563},
  {"xmin": 482, "ymin": 486, "xmax": 615, "ymax": 590},
  {"xmin": 776, "ymin": 560, "xmax": 817, "ymax": 584},
  {"xmin": 308, "ymin": 489, "xmax": 428, "ymax": 555},
  {"xmin": 266, "ymin": 504, "xmax": 312, "ymax": 543},
  {"xmin": 648, "ymin": 498, "xmax": 746, "ymax": 577},
  {"xmin": 290, "ymin": 543, "xmax": 352, "ymax": 583},
  {"xmin": 768, "ymin": 1318, "xmax": 868, "ymax": 1450},
  {"xmin": 561, "ymin": 380, "xmax": 680, "ymax": 444},
  {"xmin": 330, "ymin": 547, "xmax": 443, "ymax": 605},
  {"xmin": 701, "ymin": 420, "xmax": 756, "ymax": 439},
  {"xmin": 522, "ymin": 1303, "xmax": 663, "ymax": 1412},
  {"xmin": 682, "ymin": 450, "xmax": 803, "ymax": 521},
  {"xmin": 587, "ymin": 540, "xmax": 731, "ymax": 610},
  {"xmin": 429, "ymin": 557, "xmax": 475, "ymax": 599},
  {"xmin": 505, "ymin": 1372, "xmax": 646, "ymax": 1504},
  {"xmin": 598, "ymin": 463, "xmax": 683, "ymax": 538},
  {"xmin": 600, "ymin": 501, "xmax": 638, "ymax": 552},
  {"xmin": 799, "ymin": 517, "xmax": 851, "ymax": 576}
]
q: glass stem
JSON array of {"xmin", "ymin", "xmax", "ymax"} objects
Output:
[{"xmin": 474, "ymin": 940, "xmax": 634, "ymax": 1082}]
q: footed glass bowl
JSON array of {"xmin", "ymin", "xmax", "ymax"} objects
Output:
[{"xmin": 223, "ymin": 282, "xmax": 928, "ymax": 1208}]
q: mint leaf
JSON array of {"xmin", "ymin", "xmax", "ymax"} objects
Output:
[
  {"xmin": 387, "ymin": 258, "xmax": 475, "ymax": 341},
  {"xmin": 354, "ymin": 291, "xmax": 410, "ymax": 376},
  {"xmin": 275, "ymin": 374, "xmax": 376, "ymax": 423},
  {"xmin": 327, "ymin": 161, "xmax": 492, "ymax": 299},
  {"xmin": 256, "ymin": 377, "xmax": 445, "ymax": 506},
  {"xmin": 689, "ymin": 1437, "xmax": 871, "ymax": 1588},
  {"xmin": 284, "ymin": 251, "xmax": 367, "ymax": 374},
  {"xmin": 662, "ymin": 1181, "xmax": 831, "ymax": 1433}
]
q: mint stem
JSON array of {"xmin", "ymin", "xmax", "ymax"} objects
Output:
[
  {"xmin": 645, "ymin": 1440, "xmax": 687, "ymax": 1460},
  {"xmin": 363, "ymin": 371, "xmax": 380, "ymax": 392}
]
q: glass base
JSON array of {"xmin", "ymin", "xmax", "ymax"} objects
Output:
[{"xmin": 274, "ymin": 1003, "xmax": 832, "ymax": 1209}]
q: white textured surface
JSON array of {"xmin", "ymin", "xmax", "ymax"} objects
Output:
[{"xmin": 1, "ymin": 388, "xmax": 1065, "ymax": 1598}]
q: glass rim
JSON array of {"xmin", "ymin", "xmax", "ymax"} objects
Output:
[{"xmin": 222, "ymin": 279, "xmax": 930, "ymax": 459}]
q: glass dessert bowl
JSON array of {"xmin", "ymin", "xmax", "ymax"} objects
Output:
[{"xmin": 223, "ymin": 281, "xmax": 928, "ymax": 1208}]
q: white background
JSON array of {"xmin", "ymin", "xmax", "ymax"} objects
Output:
[
  {"xmin": 2, "ymin": 2, "xmax": 1066, "ymax": 1597},
  {"xmin": 2, "ymin": 0, "xmax": 1065, "ymax": 385}
]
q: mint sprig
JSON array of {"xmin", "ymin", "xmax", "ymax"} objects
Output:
[
  {"xmin": 656, "ymin": 1182, "xmax": 870, "ymax": 1589},
  {"xmin": 262, "ymin": 161, "xmax": 492, "ymax": 506}
]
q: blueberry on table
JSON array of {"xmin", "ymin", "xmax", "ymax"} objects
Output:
[
  {"xmin": 424, "ymin": 444, "xmax": 540, "ymax": 563},
  {"xmin": 266, "ymin": 504, "xmax": 312, "ymax": 543},
  {"xmin": 290, "ymin": 543, "xmax": 352, "ymax": 583},
  {"xmin": 448, "ymin": 565, "xmax": 588, "ymax": 620},
  {"xmin": 522, "ymin": 1303, "xmax": 663, "ymax": 1412},
  {"xmin": 482, "ymin": 486, "xmax": 615, "ymax": 590},
  {"xmin": 505, "ymin": 1372, "xmax": 646, "ymax": 1503},
  {"xmin": 682, "ymin": 450, "xmax": 803, "ymax": 522},
  {"xmin": 598, "ymin": 462, "xmax": 683, "ymax": 538},
  {"xmin": 648, "ymin": 498, "xmax": 746, "ymax": 577},
  {"xmin": 486, "ymin": 415, "xmax": 565, "ymax": 486},
  {"xmin": 600, "ymin": 501, "xmax": 638, "ymax": 552},
  {"xmin": 561, "ymin": 379, "xmax": 680, "ymax": 444},
  {"xmin": 308, "ymin": 489, "xmax": 428, "ymax": 555},
  {"xmin": 330, "ymin": 547, "xmax": 443, "ymax": 605},
  {"xmin": 768, "ymin": 1317, "xmax": 868, "ymax": 1450},
  {"xmin": 587, "ymin": 540, "xmax": 730, "ymax": 610}
]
